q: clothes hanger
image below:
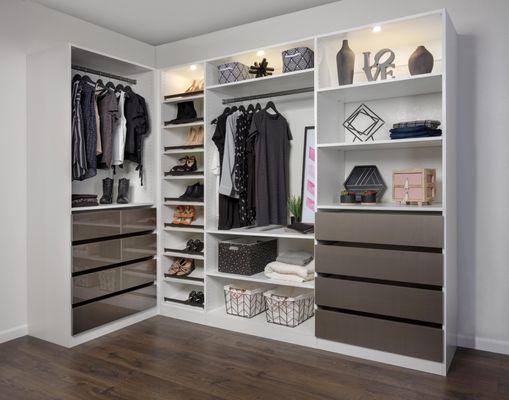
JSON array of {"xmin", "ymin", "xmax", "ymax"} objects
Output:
[
  {"xmin": 255, "ymin": 102, "xmax": 262, "ymax": 112},
  {"xmin": 96, "ymin": 79, "xmax": 105, "ymax": 88},
  {"xmin": 264, "ymin": 100, "xmax": 278, "ymax": 114},
  {"xmin": 115, "ymin": 83, "xmax": 125, "ymax": 92},
  {"xmin": 231, "ymin": 105, "xmax": 238, "ymax": 112},
  {"xmin": 247, "ymin": 103, "xmax": 255, "ymax": 113},
  {"xmin": 105, "ymin": 81, "xmax": 116, "ymax": 90},
  {"xmin": 211, "ymin": 107, "xmax": 231, "ymax": 125},
  {"xmin": 238, "ymin": 104, "xmax": 246, "ymax": 113},
  {"xmin": 81, "ymin": 75, "xmax": 96, "ymax": 87}
]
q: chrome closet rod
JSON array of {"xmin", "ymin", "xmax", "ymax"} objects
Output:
[
  {"xmin": 71, "ymin": 64, "xmax": 137, "ymax": 85},
  {"xmin": 221, "ymin": 86, "xmax": 314, "ymax": 105}
]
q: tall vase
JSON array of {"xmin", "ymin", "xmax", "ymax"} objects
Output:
[
  {"xmin": 408, "ymin": 46, "xmax": 434, "ymax": 75},
  {"xmin": 336, "ymin": 39, "xmax": 355, "ymax": 85}
]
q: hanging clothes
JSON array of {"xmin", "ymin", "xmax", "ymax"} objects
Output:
[
  {"xmin": 72, "ymin": 74, "xmax": 87, "ymax": 180},
  {"xmin": 94, "ymin": 83, "xmax": 102, "ymax": 156},
  {"xmin": 219, "ymin": 110, "xmax": 241, "ymax": 197},
  {"xmin": 249, "ymin": 109, "xmax": 292, "ymax": 226},
  {"xmin": 111, "ymin": 90, "xmax": 127, "ymax": 166},
  {"xmin": 97, "ymin": 88, "xmax": 119, "ymax": 169},
  {"xmin": 79, "ymin": 76, "xmax": 98, "ymax": 180}
]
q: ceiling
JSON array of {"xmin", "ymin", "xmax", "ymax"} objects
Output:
[{"xmin": 31, "ymin": 0, "xmax": 340, "ymax": 45}]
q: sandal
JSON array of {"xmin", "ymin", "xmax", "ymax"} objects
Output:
[
  {"xmin": 169, "ymin": 155, "xmax": 197, "ymax": 175},
  {"xmin": 176, "ymin": 258, "xmax": 195, "ymax": 277},
  {"xmin": 172, "ymin": 206, "xmax": 185, "ymax": 223},
  {"xmin": 167, "ymin": 258, "xmax": 185, "ymax": 276}
]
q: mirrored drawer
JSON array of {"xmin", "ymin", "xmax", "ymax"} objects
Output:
[
  {"xmin": 72, "ymin": 258, "xmax": 156, "ymax": 304},
  {"xmin": 72, "ymin": 233, "xmax": 156, "ymax": 274},
  {"xmin": 73, "ymin": 210, "xmax": 121, "ymax": 242},
  {"xmin": 121, "ymin": 208, "xmax": 156, "ymax": 234}
]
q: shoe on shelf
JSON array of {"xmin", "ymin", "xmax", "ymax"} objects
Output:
[
  {"xmin": 169, "ymin": 155, "xmax": 197, "ymax": 175},
  {"xmin": 178, "ymin": 183, "xmax": 203, "ymax": 201},
  {"xmin": 184, "ymin": 127, "xmax": 197, "ymax": 146},
  {"xmin": 183, "ymin": 238, "xmax": 204, "ymax": 253},
  {"xmin": 171, "ymin": 205, "xmax": 195, "ymax": 225},
  {"xmin": 117, "ymin": 178, "xmax": 130, "ymax": 204},
  {"xmin": 167, "ymin": 258, "xmax": 185, "ymax": 276},
  {"xmin": 193, "ymin": 126, "xmax": 204, "ymax": 145},
  {"xmin": 99, "ymin": 177, "xmax": 113, "ymax": 204},
  {"xmin": 176, "ymin": 258, "xmax": 195, "ymax": 277},
  {"xmin": 185, "ymin": 80, "xmax": 198, "ymax": 93}
]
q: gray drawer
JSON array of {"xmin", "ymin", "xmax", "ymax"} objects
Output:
[
  {"xmin": 72, "ymin": 258, "xmax": 156, "ymax": 304},
  {"xmin": 121, "ymin": 208, "xmax": 156, "ymax": 234},
  {"xmin": 316, "ymin": 212, "xmax": 443, "ymax": 248},
  {"xmin": 73, "ymin": 210, "xmax": 121, "ymax": 241},
  {"xmin": 316, "ymin": 309, "xmax": 443, "ymax": 362},
  {"xmin": 72, "ymin": 283, "xmax": 156, "ymax": 335},
  {"xmin": 316, "ymin": 276, "xmax": 443, "ymax": 324},
  {"xmin": 315, "ymin": 244, "xmax": 443, "ymax": 286},
  {"xmin": 72, "ymin": 233, "xmax": 156, "ymax": 274}
]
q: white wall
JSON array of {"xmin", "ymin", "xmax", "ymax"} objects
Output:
[
  {"xmin": 0, "ymin": 0, "xmax": 155, "ymax": 343},
  {"xmin": 156, "ymin": 0, "xmax": 509, "ymax": 354}
]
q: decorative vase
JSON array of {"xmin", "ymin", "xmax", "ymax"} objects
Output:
[
  {"xmin": 408, "ymin": 46, "xmax": 434, "ymax": 75},
  {"xmin": 336, "ymin": 40, "xmax": 355, "ymax": 85}
]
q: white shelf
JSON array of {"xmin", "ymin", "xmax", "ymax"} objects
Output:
[
  {"xmin": 161, "ymin": 301, "xmax": 205, "ymax": 312},
  {"xmin": 162, "ymin": 93, "xmax": 204, "ymax": 104},
  {"xmin": 164, "ymin": 276, "xmax": 204, "ymax": 286},
  {"xmin": 164, "ymin": 200, "xmax": 204, "ymax": 206},
  {"xmin": 71, "ymin": 202, "xmax": 154, "ymax": 212},
  {"xmin": 318, "ymin": 73, "xmax": 442, "ymax": 102},
  {"xmin": 163, "ymin": 251, "xmax": 205, "ymax": 260},
  {"xmin": 207, "ymin": 226, "xmax": 314, "ymax": 240},
  {"xmin": 317, "ymin": 203, "xmax": 443, "ymax": 212},
  {"xmin": 317, "ymin": 137, "xmax": 443, "ymax": 151},
  {"xmin": 164, "ymin": 226, "xmax": 204, "ymax": 233},
  {"xmin": 207, "ymin": 269, "xmax": 314, "ymax": 289},
  {"xmin": 163, "ymin": 174, "xmax": 204, "ymax": 180},
  {"xmin": 162, "ymin": 121, "xmax": 204, "ymax": 129},
  {"xmin": 163, "ymin": 148, "xmax": 204, "ymax": 155}
]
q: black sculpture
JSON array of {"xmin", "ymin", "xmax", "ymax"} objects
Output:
[{"xmin": 249, "ymin": 58, "xmax": 274, "ymax": 78}]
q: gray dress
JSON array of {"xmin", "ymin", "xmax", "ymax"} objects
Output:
[{"xmin": 249, "ymin": 110, "xmax": 292, "ymax": 226}]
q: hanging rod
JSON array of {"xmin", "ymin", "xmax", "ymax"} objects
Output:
[
  {"xmin": 222, "ymin": 86, "xmax": 313, "ymax": 105},
  {"xmin": 71, "ymin": 64, "xmax": 137, "ymax": 85}
]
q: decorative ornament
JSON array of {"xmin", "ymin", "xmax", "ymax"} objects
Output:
[
  {"xmin": 336, "ymin": 39, "xmax": 355, "ymax": 85},
  {"xmin": 408, "ymin": 46, "xmax": 434, "ymax": 75},
  {"xmin": 343, "ymin": 103, "xmax": 385, "ymax": 142},
  {"xmin": 362, "ymin": 48, "xmax": 396, "ymax": 81},
  {"xmin": 249, "ymin": 58, "xmax": 274, "ymax": 78}
]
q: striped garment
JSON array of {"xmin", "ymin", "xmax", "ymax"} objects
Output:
[
  {"xmin": 72, "ymin": 75, "xmax": 87, "ymax": 180},
  {"xmin": 392, "ymin": 120, "xmax": 441, "ymax": 129}
]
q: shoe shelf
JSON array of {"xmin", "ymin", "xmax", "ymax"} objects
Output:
[
  {"xmin": 163, "ymin": 276, "xmax": 204, "ymax": 286},
  {"xmin": 206, "ymin": 227, "xmax": 314, "ymax": 240},
  {"xmin": 71, "ymin": 202, "xmax": 155, "ymax": 212},
  {"xmin": 163, "ymin": 148, "xmax": 204, "ymax": 155},
  {"xmin": 162, "ymin": 121, "xmax": 204, "ymax": 129},
  {"xmin": 207, "ymin": 269, "xmax": 314, "ymax": 289},
  {"xmin": 163, "ymin": 250, "xmax": 205, "ymax": 260},
  {"xmin": 164, "ymin": 200, "xmax": 204, "ymax": 206},
  {"xmin": 163, "ymin": 173, "xmax": 204, "ymax": 180},
  {"xmin": 163, "ymin": 93, "xmax": 204, "ymax": 104},
  {"xmin": 163, "ymin": 297, "xmax": 204, "ymax": 309}
]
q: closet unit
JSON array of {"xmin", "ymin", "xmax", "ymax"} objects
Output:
[
  {"xmin": 27, "ymin": 45, "xmax": 158, "ymax": 347},
  {"xmin": 158, "ymin": 9, "xmax": 457, "ymax": 375}
]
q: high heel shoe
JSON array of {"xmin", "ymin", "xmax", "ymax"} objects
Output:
[
  {"xmin": 169, "ymin": 155, "xmax": 197, "ymax": 175},
  {"xmin": 176, "ymin": 258, "xmax": 195, "ymax": 277},
  {"xmin": 192, "ymin": 126, "xmax": 204, "ymax": 145},
  {"xmin": 184, "ymin": 127, "xmax": 197, "ymax": 146},
  {"xmin": 185, "ymin": 80, "xmax": 198, "ymax": 93}
]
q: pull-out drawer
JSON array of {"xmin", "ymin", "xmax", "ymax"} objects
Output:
[
  {"xmin": 72, "ymin": 233, "xmax": 156, "ymax": 274},
  {"xmin": 316, "ymin": 309, "xmax": 443, "ymax": 362},
  {"xmin": 315, "ymin": 244, "xmax": 443, "ymax": 286},
  {"xmin": 316, "ymin": 276, "xmax": 443, "ymax": 324},
  {"xmin": 73, "ymin": 207, "xmax": 156, "ymax": 242},
  {"xmin": 73, "ymin": 283, "xmax": 156, "ymax": 335},
  {"xmin": 316, "ymin": 212, "xmax": 443, "ymax": 248},
  {"xmin": 72, "ymin": 258, "xmax": 156, "ymax": 304}
]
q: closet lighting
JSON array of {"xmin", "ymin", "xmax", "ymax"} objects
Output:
[
  {"xmin": 372, "ymin": 25, "xmax": 382, "ymax": 33},
  {"xmin": 256, "ymin": 50, "xmax": 265, "ymax": 56},
  {"xmin": 189, "ymin": 64, "xmax": 197, "ymax": 71}
]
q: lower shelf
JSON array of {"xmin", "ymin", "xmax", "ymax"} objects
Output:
[
  {"xmin": 207, "ymin": 269, "xmax": 314, "ymax": 289},
  {"xmin": 164, "ymin": 296, "xmax": 204, "ymax": 309}
]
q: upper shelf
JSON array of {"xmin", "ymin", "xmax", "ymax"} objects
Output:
[
  {"xmin": 317, "ymin": 137, "xmax": 443, "ymax": 151},
  {"xmin": 318, "ymin": 73, "xmax": 442, "ymax": 102}
]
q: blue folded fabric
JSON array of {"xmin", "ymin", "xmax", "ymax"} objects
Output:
[
  {"xmin": 390, "ymin": 126, "xmax": 439, "ymax": 134},
  {"xmin": 390, "ymin": 129, "xmax": 442, "ymax": 139}
]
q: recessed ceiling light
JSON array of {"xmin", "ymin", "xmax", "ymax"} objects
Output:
[
  {"xmin": 372, "ymin": 25, "xmax": 382, "ymax": 33},
  {"xmin": 256, "ymin": 50, "xmax": 265, "ymax": 57},
  {"xmin": 189, "ymin": 64, "xmax": 197, "ymax": 71}
]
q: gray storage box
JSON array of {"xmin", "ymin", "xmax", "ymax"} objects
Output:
[
  {"xmin": 217, "ymin": 62, "xmax": 251, "ymax": 84},
  {"xmin": 282, "ymin": 47, "xmax": 314, "ymax": 72},
  {"xmin": 218, "ymin": 237, "xmax": 277, "ymax": 275}
]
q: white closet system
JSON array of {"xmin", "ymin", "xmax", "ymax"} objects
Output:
[{"xmin": 27, "ymin": 10, "xmax": 457, "ymax": 375}]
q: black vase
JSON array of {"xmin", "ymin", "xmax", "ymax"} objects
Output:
[
  {"xmin": 336, "ymin": 40, "xmax": 355, "ymax": 85},
  {"xmin": 408, "ymin": 46, "xmax": 434, "ymax": 75}
]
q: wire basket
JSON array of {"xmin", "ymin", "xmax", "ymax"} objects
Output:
[
  {"xmin": 264, "ymin": 288, "xmax": 315, "ymax": 327},
  {"xmin": 224, "ymin": 284, "xmax": 268, "ymax": 318}
]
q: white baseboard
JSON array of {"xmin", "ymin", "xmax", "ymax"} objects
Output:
[
  {"xmin": 0, "ymin": 324, "xmax": 28, "ymax": 344},
  {"xmin": 457, "ymin": 334, "xmax": 509, "ymax": 356}
]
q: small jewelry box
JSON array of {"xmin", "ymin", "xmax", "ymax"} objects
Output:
[{"xmin": 392, "ymin": 168, "xmax": 436, "ymax": 206}]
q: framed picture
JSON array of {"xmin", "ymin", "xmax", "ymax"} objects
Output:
[{"xmin": 301, "ymin": 126, "xmax": 316, "ymax": 224}]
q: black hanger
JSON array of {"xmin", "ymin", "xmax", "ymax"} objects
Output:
[
  {"xmin": 231, "ymin": 105, "xmax": 238, "ymax": 112},
  {"xmin": 247, "ymin": 103, "xmax": 255, "ymax": 113},
  {"xmin": 124, "ymin": 85, "xmax": 132, "ymax": 93},
  {"xmin": 96, "ymin": 79, "xmax": 105, "ymax": 88},
  {"xmin": 264, "ymin": 100, "xmax": 278, "ymax": 114},
  {"xmin": 255, "ymin": 102, "xmax": 262, "ymax": 112},
  {"xmin": 115, "ymin": 83, "xmax": 124, "ymax": 91},
  {"xmin": 81, "ymin": 75, "xmax": 96, "ymax": 87},
  {"xmin": 239, "ymin": 104, "xmax": 246, "ymax": 113},
  {"xmin": 211, "ymin": 107, "xmax": 231, "ymax": 125},
  {"xmin": 105, "ymin": 81, "xmax": 115, "ymax": 90}
]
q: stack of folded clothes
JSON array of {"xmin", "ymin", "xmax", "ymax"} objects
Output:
[
  {"xmin": 72, "ymin": 194, "xmax": 98, "ymax": 208},
  {"xmin": 264, "ymin": 251, "xmax": 314, "ymax": 282},
  {"xmin": 390, "ymin": 120, "xmax": 442, "ymax": 140}
]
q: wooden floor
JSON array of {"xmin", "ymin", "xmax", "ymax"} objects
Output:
[{"xmin": 1, "ymin": 317, "xmax": 508, "ymax": 400}]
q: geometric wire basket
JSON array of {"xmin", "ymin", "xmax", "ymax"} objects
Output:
[
  {"xmin": 264, "ymin": 289, "xmax": 315, "ymax": 328},
  {"xmin": 224, "ymin": 284, "xmax": 267, "ymax": 318}
]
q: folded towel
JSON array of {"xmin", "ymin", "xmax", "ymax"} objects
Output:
[
  {"xmin": 276, "ymin": 251, "xmax": 313, "ymax": 266},
  {"xmin": 389, "ymin": 126, "xmax": 442, "ymax": 134},
  {"xmin": 264, "ymin": 260, "xmax": 315, "ymax": 279},
  {"xmin": 390, "ymin": 129, "xmax": 442, "ymax": 140},
  {"xmin": 393, "ymin": 120, "xmax": 441, "ymax": 129},
  {"xmin": 264, "ymin": 270, "xmax": 314, "ymax": 282}
]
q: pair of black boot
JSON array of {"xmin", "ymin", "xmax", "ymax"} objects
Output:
[
  {"xmin": 179, "ymin": 182, "xmax": 204, "ymax": 201},
  {"xmin": 100, "ymin": 178, "xmax": 130, "ymax": 204}
]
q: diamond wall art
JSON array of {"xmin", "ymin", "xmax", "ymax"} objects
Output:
[{"xmin": 343, "ymin": 103, "xmax": 385, "ymax": 142}]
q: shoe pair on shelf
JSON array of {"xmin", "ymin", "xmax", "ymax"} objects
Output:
[
  {"xmin": 172, "ymin": 206, "xmax": 195, "ymax": 225},
  {"xmin": 167, "ymin": 258, "xmax": 195, "ymax": 277},
  {"xmin": 185, "ymin": 79, "xmax": 204, "ymax": 93},
  {"xmin": 184, "ymin": 238, "xmax": 204, "ymax": 253},
  {"xmin": 169, "ymin": 155, "xmax": 197, "ymax": 175},
  {"xmin": 100, "ymin": 178, "xmax": 129, "ymax": 204},
  {"xmin": 184, "ymin": 126, "xmax": 204, "ymax": 146},
  {"xmin": 179, "ymin": 182, "xmax": 204, "ymax": 201},
  {"xmin": 187, "ymin": 290, "xmax": 204, "ymax": 306}
]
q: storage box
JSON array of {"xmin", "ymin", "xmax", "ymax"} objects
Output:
[
  {"xmin": 217, "ymin": 62, "xmax": 251, "ymax": 84},
  {"xmin": 282, "ymin": 47, "xmax": 314, "ymax": 72},
  {"xmin": 344, "ymin": 165, "xmax": 386, "ymax": 202},
  {"xmin": 393, "ymin": 168, "xmax": 436, "ymax": 206},
  {"xmin": 264, "ymin": 287, "xmax": 315, "ymax": 327},
  {"xmin": 224, "ymin": 283, "xmax": 269, "ymax": 318},
  {"xmin": 218, "ymin": 237, "xmax": 277, "ymax": 275}
]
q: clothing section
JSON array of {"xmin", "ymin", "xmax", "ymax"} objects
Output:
[
  {"xmin": 212, "ymin": 102, "xmax": 292, "ymax": 229},
  {"xmin": 71, "ymin": 74, "xmax": 150, "ymax": 183}
]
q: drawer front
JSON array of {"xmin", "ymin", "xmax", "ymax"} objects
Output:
[
  {"xmin": 73, "ymin": 233, "xmax": 156, "ymax": 274},
  {"xmin": 73, "ymin": 283, "xmax": 156, "ymax": 335},
  {"xmin": 316, "ymin": 309, "xmax": 443, "ymax": 362},
  {"xmin": 73, "ymin": 210, "xmax": 121, "ymax": 242},
  {"xmin": 72, "ymin": 258, "xmax": 156, "ymax": 304},
  {"xmin": 316, "ymin": 276, "xmax": 443, "ymax": 324},
  {"xmin": 316, "ymin": 212, "xmax": 443, "ymax": 248},
  {"xmin": 315, "ymin": 244, "xmax": 443, "ymax": 286},
  {"xmin": 121, "ymin": 208, "xmax": 156, "ymax": 234}
]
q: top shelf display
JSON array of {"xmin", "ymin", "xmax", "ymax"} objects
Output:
[{"xmin": 316, "ymin": 12, "xmax": 443, "ymax": 90}]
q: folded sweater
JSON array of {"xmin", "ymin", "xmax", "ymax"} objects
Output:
[
  {"xmin": 264, "ymin": 260, "xmax": 315, "ymax": 281},
  {"xmin": 276, "ymin": 251, "xmax": 313, "ymax": 266}
]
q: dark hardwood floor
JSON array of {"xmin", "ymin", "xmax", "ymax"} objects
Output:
[{"xmin": 1, "ymin": 316, "xmax": 508, "ymax": 400}]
